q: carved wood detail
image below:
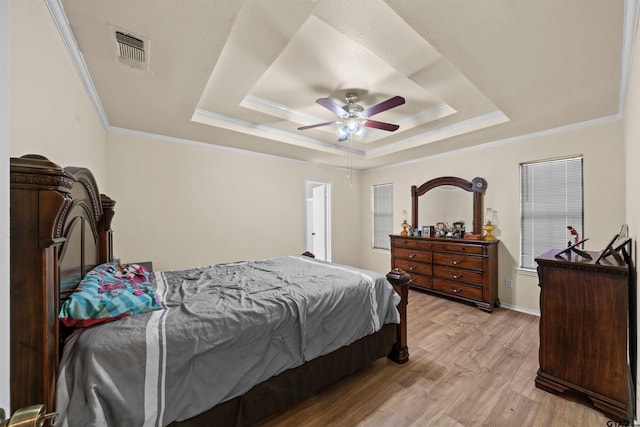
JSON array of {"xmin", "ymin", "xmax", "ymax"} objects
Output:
[
  {"xmin": 9, "ymin": 155, "xmax": 113, "ymax": 413},
  {"xmin": 411, "ymin": 176, "xmax": 486, "ymax": 235},
  {"xmin": 386, "ymin": 268, "xmax": 410, "ymax": 363}
]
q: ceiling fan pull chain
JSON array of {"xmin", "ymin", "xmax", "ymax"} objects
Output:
[{"xmin": 347, "ymin": 134, "xmax": 353, "ymax": 186}]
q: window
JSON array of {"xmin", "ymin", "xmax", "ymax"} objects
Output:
[
  {"xmin": 520, "ymin": 156, "xmax": 583, "ymax": 269},
  {"xmin": 372, "ymin": 183, "xmax": 393, "ymax": 250}
]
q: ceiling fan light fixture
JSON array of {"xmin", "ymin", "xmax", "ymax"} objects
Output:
[
  {"xmin": 338, "ymin": 118, "xmax": 365, "ymax": 136},
  {"xmin": 339, "ymin": 118, "xmax": 365, "ymax": 139},
  {"xmin": 299, "ymin": 92, "xmax": 405, "ymax": 141},
  {"xmin": 337, "ymin": 126, "xmax": 349, "ymax": 139}
]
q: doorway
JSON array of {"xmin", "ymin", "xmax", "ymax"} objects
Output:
[{"xmin": 305, "ymin": 180, "xmax": 331, "ymax": 262}]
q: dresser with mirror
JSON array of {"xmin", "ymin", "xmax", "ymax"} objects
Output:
[{"xmin": 390, "ymin": 176, "xmax": 499, "ymax": 312}]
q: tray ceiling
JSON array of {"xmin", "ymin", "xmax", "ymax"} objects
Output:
[{"xmin": 56, "ymin": 0, "xmax": 629, "ymax": 170}]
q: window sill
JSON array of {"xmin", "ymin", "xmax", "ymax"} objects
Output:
[
  {"xmin": 517, "ymin": 267, "xmax": 538, "ymax": 277},
  {"xmin": 371, "ymin": 247, "xmax": 390, "ymax": 254}
]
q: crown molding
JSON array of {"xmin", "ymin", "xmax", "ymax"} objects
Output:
[
  {"xmin": 44, "ymin": 0, "xmax": 109, "ymax": 129},
  {"xmin": 192, "ymin": 108, "xmax": 365, "ymax": 157},
  {"xmin": 365, "ymin": 110, "xmax": 509, "ymax": 159},
  {"xmin": 107, "ymin": 125, "xmax": 356, "ymax": 174},
  {"xmin": 362, "ymin": 114, "xmax": 622, "ymax": 173},
  {"xmin": 619, "ymin": 0, "xmax": 640, "ymax": 114}
]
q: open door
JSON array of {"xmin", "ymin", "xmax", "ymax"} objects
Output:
[{"xmin": 305, "ymin": 181, "xmax": 331, "ymax": 262}]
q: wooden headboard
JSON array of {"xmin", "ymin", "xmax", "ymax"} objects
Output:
[{"xmin": 9, "ymin": 155, "xmax": 115, "ymax": 413}]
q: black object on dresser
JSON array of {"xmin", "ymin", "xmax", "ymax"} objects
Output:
[
  {"xmin": 390, "ymin": 235, "xmax": 499, "ymax": 312},
  {"xmin": 535, "ymin": 248, "xmax": 636, "ymax": 422}
]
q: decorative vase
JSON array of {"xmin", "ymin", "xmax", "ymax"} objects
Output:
[
  {"xmin": 483, "ymin": 207, "xmax": 497, "ymax": 241},
  {"xmin": 483, "ymin": 223, "xmax": 496, "ymax": 241},
  {"xmin": 401, "ymin": 221, "xmax": 410, "ymax": 236}
]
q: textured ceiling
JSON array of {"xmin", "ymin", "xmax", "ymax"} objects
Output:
[{"xmin": 56, "ymin": 0, "xmax": 629, "ymax": 170}]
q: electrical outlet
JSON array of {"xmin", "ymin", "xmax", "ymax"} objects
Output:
[{"xmin": 505, "ymin": 278, "xmax": 513, "ymax": 288}]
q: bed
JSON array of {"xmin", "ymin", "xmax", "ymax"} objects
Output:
[{"xmin": 9, "ymin": 154, "xmax": 410, "ymax": 427}]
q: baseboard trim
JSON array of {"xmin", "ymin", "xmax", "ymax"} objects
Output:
[{"xmin": 500, "ymin": 302, "xmax": 540, "ymax": 317}]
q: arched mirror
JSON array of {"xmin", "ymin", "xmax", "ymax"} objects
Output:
[{"xmin": 411, "ymin": 176, "xmax": 487, "ymax": 236}]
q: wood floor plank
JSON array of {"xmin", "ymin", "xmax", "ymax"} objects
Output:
[{"xmin": 257, "ymin": 290, "xmax": 613, "ymax": 426}]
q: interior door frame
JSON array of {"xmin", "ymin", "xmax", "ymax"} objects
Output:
[{"xmin": 304, "ymin": 179, "xmax": 332, "ymax": 262}]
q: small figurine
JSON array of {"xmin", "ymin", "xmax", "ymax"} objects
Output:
[
  {"xmin": 452, "ymin": 221, "xmax": 465, "ymax": 239},
  {"xmin": 435, "ymin": 222, "xmax": 449, "ymax": 238},
  {"xmin": 567, "ymin": 226, "xmax": 579, "ymax": 247}
]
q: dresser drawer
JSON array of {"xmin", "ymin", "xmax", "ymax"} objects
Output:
[
  {"xmin": 428, "ymin": 241, "xmax": 447, "ymax": 251},
  {"xmin": 444, "ymin": 243, "xmax": 485, "ymax": 254},
  {"xmin": 392, "ymin": 238, "xmax": 421, "ymax": 248},
  {"xmin": 433, "ymin": 264, "xmax": 484, "ymax": 286},
  {"xmin": 394, "ymin": 248, "xmax": 432, "ymax": 263},
  {"xmin": 407, "ymin": 272, "xmax": 432, "ymax": 290},
  {"xmin": 394, "ymin": 258, "xmax": 433, "ymax": 276},
  {"xmin": 432, "ymin": 278, "xmax": 483, "ymax": 300},
  {"xmin": 433, "ymin": 252, "xmax": 483, "ymax": 270}
]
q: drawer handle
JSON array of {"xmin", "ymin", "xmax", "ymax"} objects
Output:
[
  {"xmin": 448, "ymin": 258, "xmax": 463, "ymax": 265},
  {"xmin": 448, "ymin": 272, "xmax": 463, "ymax": 279},
  {"xmin": 407, "ymin": 265, "xmax": 416, "ymax": 271},
  {"xmin": 448, "ymin": 286, "xmax": 462, "ymax": 294},
  {"xmin": 408, "ymin": 253, "xmax": 416, "ymax": 258}
]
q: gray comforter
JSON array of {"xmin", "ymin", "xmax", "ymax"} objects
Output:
[{"xmin": 55, "ymin": 256, "xmax": 400, "ymax": 426}]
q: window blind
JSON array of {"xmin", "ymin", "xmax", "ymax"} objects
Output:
[
  {"xmin": 373, "ymin": 183, "xmax": 393, "ymax": 250},
  {"xmin": 520, "ymin": 157, "xmax": 583, "ymax": 269}
]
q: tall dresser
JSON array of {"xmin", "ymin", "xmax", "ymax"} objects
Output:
[
  {"xmin": 390, "ymin": 235, "xmax": 499, "ymax": 312},
  {"xmin": 535, "ymin": 248, "xmax": 635, "ymax": 422}
]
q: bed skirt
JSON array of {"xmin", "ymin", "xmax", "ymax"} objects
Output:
[{"xmin": 172, "ymin": 323, "xmax": 397, "ymax": 427}]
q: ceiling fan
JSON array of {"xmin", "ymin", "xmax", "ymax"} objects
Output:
[{"xmin": 298, "ymin": 92, "xmax": 405, "ymax": 141}]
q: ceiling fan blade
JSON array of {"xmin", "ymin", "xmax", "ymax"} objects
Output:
[
  {"xmin": 316, "ymin": 98, "xmax": 348, "ymax": 117},
  {"xmin": 364, "ymin": 120, "xmax": 400, "ymax": 132},
  {"xmin": 362, "ymin": 96, "xmax": 405, "ymax": 117},
  {"xmin": 297, "ymin": 121, "xmax": 337, "ymax": 130}
]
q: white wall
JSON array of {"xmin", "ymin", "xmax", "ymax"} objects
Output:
[
  {"xmin": 623, "ymin": 3, "xmax": 640, "ymax": 414},
  {"xmin": 1, "ymin": 0, "xmax": 10, "ymax": 414},
  {"xmin": 360, "ymin": 118, "xmax": 625, "ymax": 313},
  {"xmin": 9, "ymin": 0, "xmax": 107, "ymax": 184},
  {"xmin": 106, "ymin": 131, "xmax": 362, "ymax": 271}
]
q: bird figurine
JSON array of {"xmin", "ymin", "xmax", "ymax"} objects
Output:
[{"xmin": 567, "ymin": 226, "xmax": 579, "ymax": 247}]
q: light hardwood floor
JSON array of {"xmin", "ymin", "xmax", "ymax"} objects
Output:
[{"xmin": 257, "ymin": 290, "xmax": 613, "ymax": 427}]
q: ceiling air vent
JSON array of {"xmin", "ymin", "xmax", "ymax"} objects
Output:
[
  {"xmin": 111, "ymin": 27, "xmax": 149, "ymax": 70},
  {"xmin": 116, "ymin": 31, "xmax": 144, "ymax": 63}
]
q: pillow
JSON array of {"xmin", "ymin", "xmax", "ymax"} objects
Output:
[{"xmin": 59, "ymin": 263, "xmax": 163, "ymax": 328}]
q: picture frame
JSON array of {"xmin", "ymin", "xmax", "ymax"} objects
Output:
[
  {"xmin": 422, "ymin": 225, "xmax": 430, "ymax": 237},
  {"xmin": 595, "ymin": 232, "xmax": 632, "ymax": 265},
  {"xmin": 435, "ymin": 221, "xmax": 448, "ymax": 238}
]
